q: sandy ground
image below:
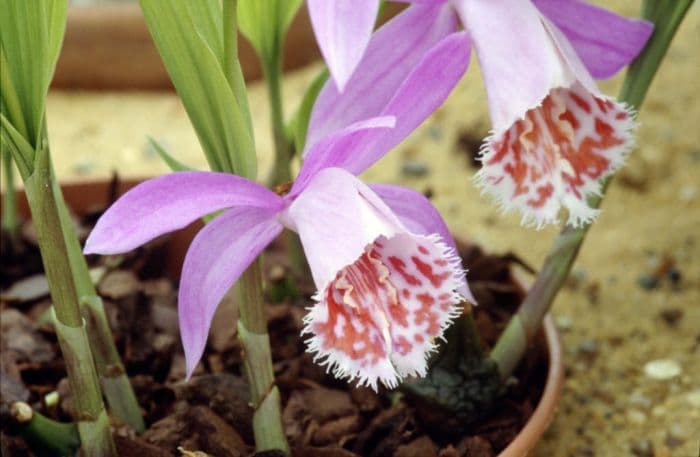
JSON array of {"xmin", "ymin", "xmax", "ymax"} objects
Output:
[{"xmin": 25, "ymin": 2, "xmax": 700, "ymax": 456}]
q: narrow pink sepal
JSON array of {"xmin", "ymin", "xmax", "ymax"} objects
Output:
[
  {"xmin": 308, "ymin": 0, "xmax": 380, "ymax": 91},
  {"xmin": 291, "ymin": 116, "xmax": 396, "ymax": 197},
  {"xmin": 84, "ymin": 171, "xmax": 283, "ymax": 255},
  {"xmin": 305, "ymin": 4, "xmax": 460, "ymax": 152},
  {"xmin": 179, "ymin": 207, "xmax": 283, "ymax": 379},
  {"xmin": 534, "ymin": 0, "xmax": 653, "ymax": 79}
]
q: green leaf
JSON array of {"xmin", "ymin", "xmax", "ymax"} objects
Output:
[
  {"xmin": 139, "ymin": 0, "xmax": 256, "ymax": 179},
  {"xmin": 1, "ymin": 113, "xmax": 34, "ymax": 179},
  {"xmin": 0, "ymin": 0, "xmax": 67, "ymax": 153},
  {"xmin": 238, "ymin": 0, "xmax": 303, "ymax": 66},
  {"xmin": 288, "ymin": 68, "xmax": 329, "ymax": 153},
  {"xmin": 147, "ymin": 137, "xmax": 194, "ymax": 172}
]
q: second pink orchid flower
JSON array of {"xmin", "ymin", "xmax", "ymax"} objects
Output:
[{"xmin": 309, "ymin": 0, "xmax": 653, "ymax": 227}]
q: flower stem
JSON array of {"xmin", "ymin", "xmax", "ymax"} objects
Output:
[
  {"xmin": 236, "ymin": 259, "xmax": 290, "ymax": 454},
  {"xmin": 261, "ymin": 52, "xmax": 309, "ymax": 278},
  {"xmin": 490, "ymin": 0, "xmax": 693, "ymax": 379},
  {"xmin": 24, "ymin": 144, "xmax": 116, "ymax": 456},
  {"xmin": 222, "ymin": 2, "xmax": 289, "ymax": 453},
  {"xmin": 263, "ymin": 55, "xmax": 293, "ymax": 187},
  {"xmin": 619, "ymin": 0, "xmax": 694, "ymax": 109}
]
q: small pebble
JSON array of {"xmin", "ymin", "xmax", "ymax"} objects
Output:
[
  {"xmin": 629, "ymin": 392, "xmax": 653, "ymax": 410},
  {"xmin": 643, "ymin": 359, "xmax": 682, "ymax": 380},
  {"xmin": 678, "ymin": 185, "xmax": 697, "ymax": 202},
  {"xmin": 630, "ymin": 438, "xmax": 654, "ymax": 457},
  {"xmin": 665, "ymin": 422, "xmax": 690, "ymax": 448},
  {"xmin": 556, "ymin": 315, "xmax": 573, "ymax": 331},
  {"xmin": 577, "ymin": 339, "xmax": 599, "ymax": 358},
  {"xmin": 428, "ymin": 125, "xmax": 443, "ymax": 141},
  {"xmin": 666, "ymin": 268, "xmax": 681, "ymax": 286},
  {"xmin": 626, "ymin": 409, "xmax": 647, "ymax": 424},
  {"xmin": 651, "ymin": 405, "xmax": 667, "ymax": 417},
  {"xmin": 685, "ymin": 389, "xmax": 700, "ymax": 408},
  {"xmin": 637, "ymin": 274, "xmax": 659, "ymax": 290},
  {"xmin": 72, "ymin": 158, "xmax": 97, "ymax": 175},
  {"xmin": 658, "ymin": 308, "xmax": 683, "ymax": 327},
  {"xmin": 401, "ymin": 160, "xmax": 429, "ymax": 177}
]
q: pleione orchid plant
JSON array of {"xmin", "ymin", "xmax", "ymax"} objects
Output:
[{"xmin": 0, "ymin": 0, "xmax": 693, "ymax": 456}]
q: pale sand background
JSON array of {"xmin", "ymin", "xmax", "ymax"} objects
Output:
[{"xmin": 35, "ymin": 2, "xmax": 700, "ymax": 455}]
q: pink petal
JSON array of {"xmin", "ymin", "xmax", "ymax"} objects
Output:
[
  {"xmin": 304, "ymin": 30, "xmax": 470, "ymax": 177},
  {"xmin": 84, "ymin": 171, "xmax": 283, "ymax": 255},
  {"xmin": 284, "ymin": 167, "xmax": 406, "ymax": 291},
  {"xmin": 476, "ymin": 81, "xmax": 636, "ymax": 228},
  {"xmin": 370, "ymin": 183, "xmax": 476, "ymax": 304},
  {"xmin": 291, "ymin": 116, "xmax": 396, "ymax": 197},
  {"xmin": 533, "ymin": 0, "xmax": 653, "ymax": 79},
  {"xmin": 308, "ymin": 0, "xmax": 380, "ymax": 91},
  {"xmin": 179, "ymin": 207, "xmax": 284, "ymax": 378},
  {"xmin": 305, "ymin": 4, "xmax": 463, "ymax": 157}
]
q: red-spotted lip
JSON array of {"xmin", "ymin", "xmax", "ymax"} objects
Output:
[
  {"xmin": 475, "ymin": 82, "xmax": 636, "ymax": 228},
  {"xmin": 302, "ymin": 232, "xmax": 465, "ymax": 391}
]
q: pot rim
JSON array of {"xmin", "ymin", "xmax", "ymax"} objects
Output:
[{"xmin": 498, "ymin": 314, "xmax": 564, "ymax": 457}]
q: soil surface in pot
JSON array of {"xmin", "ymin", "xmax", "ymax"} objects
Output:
[{"xmin": 0, "ymin": 186, "xmax": 549, "ymax": 457}]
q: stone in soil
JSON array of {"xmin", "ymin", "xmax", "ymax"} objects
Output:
[
  {"xmin": 0, "ymin": 274, "xmax": 49, "ymax": 302},
  {"xmin": 143, "ymin": 405, "xmax": 249, "ymax": 457},
  {"xmin": 457, "ymin": 436, "xmax": 494, "ymax": 457},
  {"xmin": 637, "ymin": 274, "xmax": 659, "ymax": 290},
  {"xmin": 284, "ymin": 386, "xmax": 360, "ymax": 447},
  {"xmin": 401, "ymin": 160, "xmax": 429, "ymax": 177},
  {"xmin": 630, "ymin": 438, "xmax": 654, "ymax": 457},
  {"xmin": 0, "ymin": 309, "xmax": 54, "ymax": 363},
  {"xmin": 173, "ymin": 374, "xmax": 253, "ymax": 440},
  {"xmin": 664, "ymin": 422, "xmax": 691, "ymax": 448},
  {"xmin": 394, "ymin": 436, "xmax": 438, "ymax": 457},
  {"xmin": 98, "ymin": 269, "xmax": 141, "ymax": 299},
  {"xmin": 658, "ymin": 308, "xmax": 684, "ymax": 327},
  {"xmin": 685, "ymin": 389, "xmax": 700, "ymax": 408},
  {"xmin": 643, "ymin": 359, "xmax": 682, "ymax": 380}
]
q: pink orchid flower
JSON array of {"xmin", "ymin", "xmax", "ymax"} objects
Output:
[
  {"xmin": 84, "ymin": 25, "xmax": 474, "ymax": 390},
  {"xmin": 309, "ymin": 0, "xmax": 653, "ymax": 227}
]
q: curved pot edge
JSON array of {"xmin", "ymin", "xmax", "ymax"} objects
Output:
[{"xmin": 498, "ymin": 315, "xmax": 564, "ymax": 457}]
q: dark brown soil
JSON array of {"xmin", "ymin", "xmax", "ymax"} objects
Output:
[{"xmin": 0, "ymin": 187, "xmax": 549, "ymax": 457}]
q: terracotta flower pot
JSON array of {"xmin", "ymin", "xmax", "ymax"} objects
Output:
[
  {"xmin": 499, "ymin": 315, "xmax": 563, "ymax": 457},
  {"xmin": 7, "ymin": 178, "xmax": 564, "ymax": 455}
]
